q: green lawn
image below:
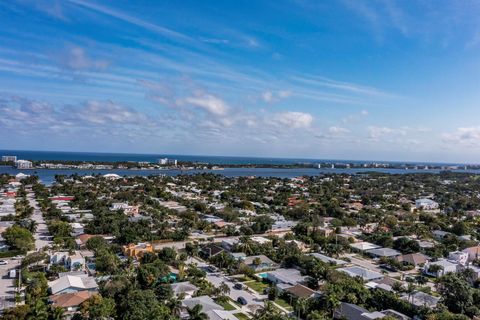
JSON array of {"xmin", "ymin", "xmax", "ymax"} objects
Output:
[
  {"xmin": 274, "ymin": 298, "xmax": 293, "ymax": 311},
  {"xmin": 215, "ymin": 298, "xmax": 236, "ymax": 311},
  {"xmin": 245, "ymin": 280, "xmax": 269, "ymax": 293},
  {"xmin": 235, "ymin": 313, "xmax": 250, "ymax": 320},
  {"xmin": 237, "ymin": 275, "xmax": 255, "ymax": 282}
]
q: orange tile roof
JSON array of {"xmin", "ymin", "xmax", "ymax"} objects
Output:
[{"xmin": 49, "ymin": 291, "xmax": 93, "ymax": 308}]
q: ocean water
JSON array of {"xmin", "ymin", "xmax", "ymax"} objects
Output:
[
  {"xmin": 0, "ymin": 150, "xmax": 478, "ymax": 185},
  {"xmin": 0, "ymin": 149, "xmax": 319, "ymax": 165},
  {"xmin": 0, "ymin": 149, "xmax": 469, "ymax": 166}
]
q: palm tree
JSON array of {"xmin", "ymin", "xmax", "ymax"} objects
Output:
[
  {"xmin": 27, "ymin": 299, "xmax": 48, "ymax": 320},
  {"xmin": 219, "ymin": 281, "xmax": 230, "ymax": 296},
  {"xmin": 187, "ymin": 304, "xmax": 208, "ymax": 320},
  {"xmin": 168, "ymin": 294, "xmax": 184, "ymax": 317},
  {"xmin": 238, "ymin": 236, "xmax": 255, "ymax": 255},
  {"xmin": 406, "ymin": 283, "xmax": 416, "ymax": 303},
  {"xmin": 307, "ymin": 310, "xmax": 329, "ymax": 320},
  {"xmin": 255, "ymin": 301, "xmax": 279, "ymax": 320},
  {"xmin": 295, "ymin": 297, "xmax": 308, "ymax": 319},
  {"xmin": 49, "ymin": 306, "xmax": 65, "ymax": 320}
]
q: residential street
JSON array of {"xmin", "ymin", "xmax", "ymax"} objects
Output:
[
  {"xmin": 26, "ymin": 192, "xmax": 52, "ymax": 251},
  {"xmin": 0, "ymin": 259, "xmax": 20, "ymax": 311}
]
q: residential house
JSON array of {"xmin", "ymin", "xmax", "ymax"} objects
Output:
[
  {"xmin": 395, "ymin": 253, "xmax": 428, "ymax": 267},
  {"xmin": 221, "ymin": 239, "xmax": 239, "ymax": 251},
  {"xmin": 334, "ymin": 302, "xmax": 410, "ymax": 320},
  {"xmin": 402, "ymin": 291, "xmax": 439, "ymax": 309},
  {"xmin": 423, "ymin": 259, "xmax": 459, "ymax": 277},
  {"xmin": 415, "ymin": 199, "xmax": 439, "ymax": 210},
  {"xmin": 50, "ymin": 251, "xmax": 85, "ymax": 271},
  {"xmin": 284, "ymin": 284, "xmax": 319, "ymax": 299},
  {"xmin": 48, "ymin": 274, "xmax": 98, "ymax": 295},
  {"xmin": 448, "ymin": 251, "xmax": 469, "ymax": 265},
  {"xmin": 349, "ymin": 242, "xmax": 381, "ymax": 252},
  {"xmin": 122, "ymin": 242, "xmax": 153, "ymax": 259},
  {"xmin": 266, "ymin": 268, "xmax": 309, "ymax": 288},
  {"xmin": 181, "ymin": 295, "xmax": 226, "ymax": 320},
  {"xmin": 200, "ymin": 243, "xmax": 225, "ymax": 258},
  {"xmin": 463, "ymin": 246, "xmax": 480, "ymax": 262},
  {"xmin": 366, "ymin": 247, "xmax": 401, "ymax": 258},
  {"xmin": 432, "ymin": 230, "xmax": 451, "ymax": 240},
  {"xmin": 243, "ymin": 255, "xmax": 276, "ymax": 271},
  {"xmin": 251, "ymin": 236, "xmax": 272, "ymax": 245},
  {"xmin": 309, "ymin": 253, "xmax": 348, "ymax": 266},
  {"xmin": 70, "ymin": 223, "xmax": 85, "ymax": 237},
  {"xmin": 171, "ymin": 281, "xmax": 198, "ymax": 298},
  {"xmin": 338, "ymin": 266, "xmax": 384, "ymax": 282},
  {"xmin": 49, "ymin": 291, "xmax": 94, "ymax": 317}
]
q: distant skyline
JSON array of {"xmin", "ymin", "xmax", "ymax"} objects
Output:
[{"xmin": 1, "ymin": 1, "xmax": 480, "ymax": 162}]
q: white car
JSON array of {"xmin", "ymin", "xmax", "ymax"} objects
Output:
[{"xmin": 0, "ymin": 260, "xmax": 8, "ymax": 265}]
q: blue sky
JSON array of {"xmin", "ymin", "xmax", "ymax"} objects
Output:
[{"xmin": 0, "ymin": 0, "xmax": 480, "ymax": 162}]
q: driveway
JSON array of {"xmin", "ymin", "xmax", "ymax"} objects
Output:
[{"xmin": 206, "ymin": 273, "xmax": 265, "ymax": 314}]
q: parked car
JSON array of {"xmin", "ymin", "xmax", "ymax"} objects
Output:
[
  {"xmin": 234, "ymin": 283, "xmax": 243, "ymax": 290},
  {"xmin": 237, "ymin": 297, "xmax": 248, "ymax": 305},
  {"xmin": 9, "ymin": 269, "xmax": 16, "ymax": 278},
  {"xmin": 0, "ymin": 260, "xmax": 8, "ymax": 265}
]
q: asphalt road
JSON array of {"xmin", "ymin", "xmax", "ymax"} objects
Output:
[
  {"xmin": 0, "ymin": 258, "xmax": 20, "ymax": 311},
  {"xmin": 26, "ymin": 193, "xmax": 52, "ymax": 251}
]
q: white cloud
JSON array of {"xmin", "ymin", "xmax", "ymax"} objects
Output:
[
  {"xmin": 328, "ymin": 126, "xmax": 350, "ymax": 134},
  {"xmin": 183, "ymin": 93, "xmax": 229, "ymax": 116},
  {"xmin": 262, "ymin": 91, "xmax": 274, "ymax": 103},
  {"xmin": 442, "ymin": 127, "xmax": 480, "ymax": 146},
  {"xmin": 261, "ymin": 90, "xmax": 292, "ymax": 103},
  {"xmin": 60, "ymin": 46, "xmax": 109, "ymax": 71},
  {"xmin": 69, "ymin": 100, "xmax": 150, "ymax": 125},
  {"xmin": 273, "ymin": 111, "xmax": 313, "ymax": 129},
  {"xmin": 367, "ymin": 126, "xmax": 394, "ymax": 139}
]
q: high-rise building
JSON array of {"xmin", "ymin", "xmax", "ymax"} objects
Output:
[
  {"xmin": 159, "ymin": 158, "xmax": 177, "ymax": 166},
  {"xmin": 15, "ymin": 160, "xmax": 33, "ymax": 169},
  {"xmin": 2, "ymin": 155, "xmax": 17, "ymax": 162}
]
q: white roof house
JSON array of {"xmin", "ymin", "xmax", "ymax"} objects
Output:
[
  {"xmin": 171, "ymin": 281, "xmax": 198, "ymax": 298},
  {"xmin": 424, "ymin": 259, "xmax": 459, "ymax": 277},
  {"xmin": 338, "ymin": 266, "xmax": 384, "ymax": 281},
  {"xmin": 415, "ymin": 198, "xmax": 439, "ymax": 210},
  {"xmin": 448, "ymin": 251, "xmax": 469, "ymax": 265},
  {"xmin": 402, "ymin": 291, "xmax": 439, "ymax": 308},
  {"xmin": 309, "ymin": 253, "xmax": 348, "ymax": 266},
  {"xmin": 103, "ymin": 173, "xmax": 121, "ymax": 180},
  {"xmin": 251, "ymin": 236, "xmax": 272, "ymax": 245},
  {"xmin": 48, "ymin": 275, "xmax": 98, "ymax": 295},
  {"xmin": 266, "ymin": 268, "xmax": 308, "ymax": 286},
  {"xmin": 349, "ymin": 242, "xmax": 381, "ymax": 252},
  {"xmin": 366, "ymin": 248, "xmax": 401, "ymax": 258}
]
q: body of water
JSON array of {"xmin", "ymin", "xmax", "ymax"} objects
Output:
[
  {"xmin": 1, "ymin": 166, "xmax": 479, "ymax": 185},
  {"xmin": 0, "ymin": 149, "xmax": 472, "ymax": 166}
]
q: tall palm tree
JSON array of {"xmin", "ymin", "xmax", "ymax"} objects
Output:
[
  {"xmin": 219, "ymin": 281, "xmax": 230, "ymax": 296},
  {"xmin": 168, "ymin": 294, "xmax": 184, "ymax": 317},
  {"xmin": 295, "ymin": 297, "xmax": 308, "ymax": 319},
  {"xmin": 49, "ymin": 306, "xmax": 65, "ymax": 320},
  {"xmin": 27, "ymin": 300, "xmax": 48, "ymax": 320},
  {"xmin": 238, "ymin": 236, "xmax": 254, "ymax": 255},
  {"xmin": 255, "ymin": 301, "xmax": 279, "ymax": 320},
  {"xmin": 187, "ymin": 304, "xmax": 208, "ymax": 320}
]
